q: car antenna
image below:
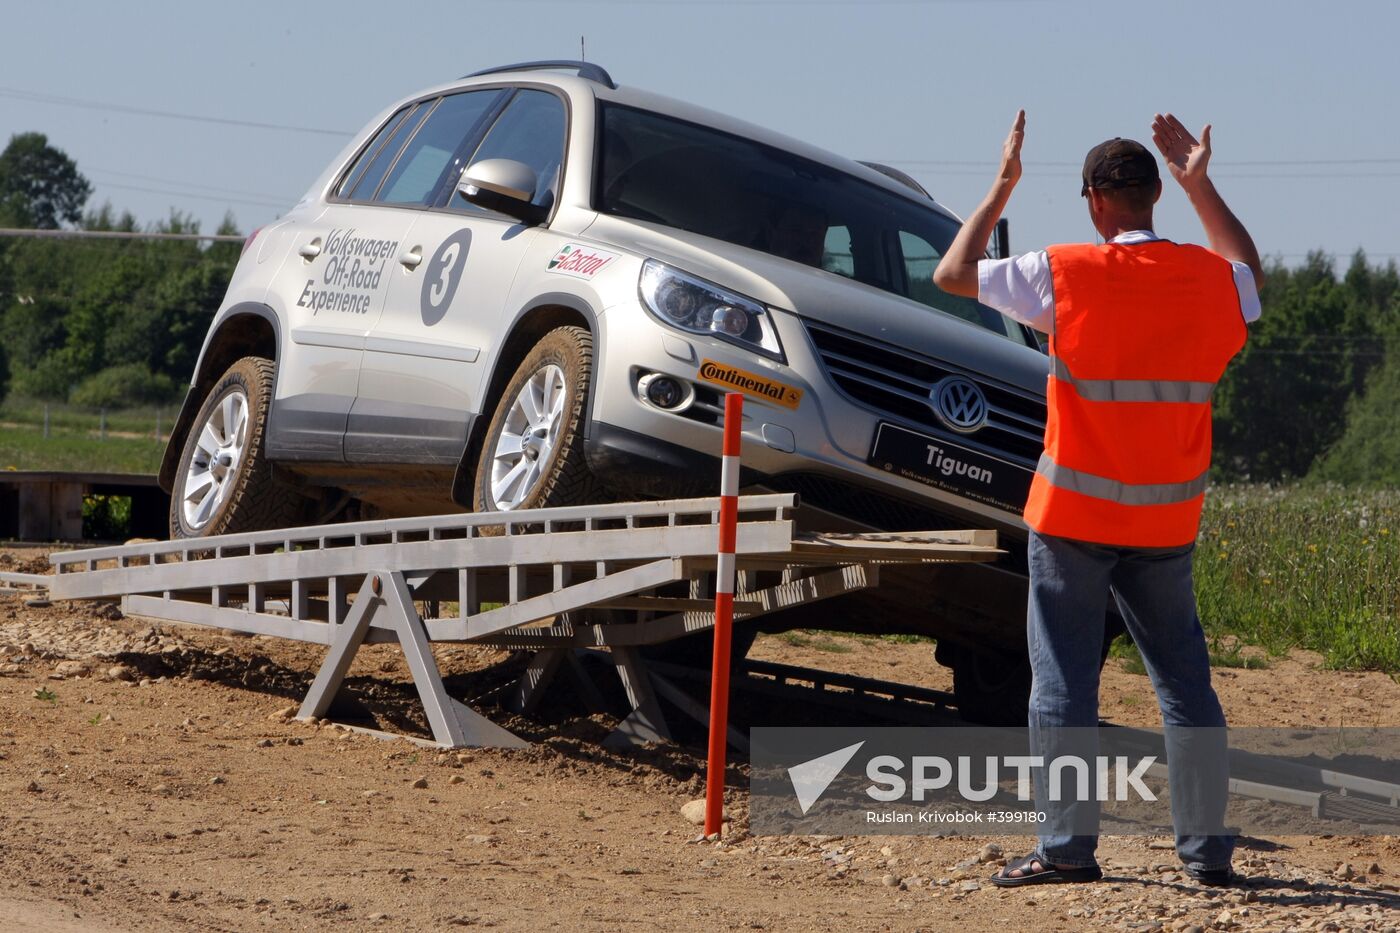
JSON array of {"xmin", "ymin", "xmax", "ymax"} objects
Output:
[{"xmin": 580, "ymin": 35, "xmax": 586, "ymax": 62}]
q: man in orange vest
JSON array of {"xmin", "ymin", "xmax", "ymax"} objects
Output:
[{"xmin": 933, "ymin": 111, "xmax": 1263, "ymax": 888}]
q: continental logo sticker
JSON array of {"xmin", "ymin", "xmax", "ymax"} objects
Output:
[
  {"xmin": 697, "ymin": 359, "xmax": 803, "ymax": 410},
  {"xmin": 546, "ymin": 243, "xmax": 618, "ymax": 279}
]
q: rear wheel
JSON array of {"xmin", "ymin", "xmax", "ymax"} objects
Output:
[
  {"xmin": 472, "ymin": 326, "xmax": 598, "ymax": 513},
  {"xmin": 168, "ymin": 356, "xmax": 307, "ymax": 538},
  {"xmin": 944, "ymin": 616, "xmax": 1126, "ymax": 726},
  {"xmin": 948, "ymin": 643, "xmax": 1033, "ymax": 726}
]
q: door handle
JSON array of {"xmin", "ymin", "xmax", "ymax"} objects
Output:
[
  {"xmin": 299, "ymin": 238, "xmax": 322, "ymax": 260},
  {"xmin": 400, "ymin": 246, "xmax": 423, "ymax": 270}
]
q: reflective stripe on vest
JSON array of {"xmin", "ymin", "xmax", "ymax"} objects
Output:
[
  {"xmin": 1035, "ymin": 452, "xmax": 1208, "ymax": 506},
  {"xmin": 1049, "ymin": 356, "xmax": 1217, "ymax": 404}
]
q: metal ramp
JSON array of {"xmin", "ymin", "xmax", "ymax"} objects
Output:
[{"xmin": 47, "ymin": 494, "xmax": 1001, "ymax": 749}]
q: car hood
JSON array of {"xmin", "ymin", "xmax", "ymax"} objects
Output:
[{"xmin": 583, "ymin": 214, "xmax": 1049, "ymax": 397}]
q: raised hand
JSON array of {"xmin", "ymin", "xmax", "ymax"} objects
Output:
[
  {"xmin": 1152, "ymin": 112, "xmax": 1211, "ymax": 190},
  {"xmin": 1000, "ymin": 109, "xmax": 1026, "ymax": 185}
]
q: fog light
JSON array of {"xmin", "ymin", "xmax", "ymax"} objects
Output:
[{"xmin": 638, "ymin": 373, "xmax": 693, "ymax": 411}]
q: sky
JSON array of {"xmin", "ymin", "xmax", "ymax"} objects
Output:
[{"xmin": 2, "ymin": 0, "xmax": 1397, "ymax": 266}]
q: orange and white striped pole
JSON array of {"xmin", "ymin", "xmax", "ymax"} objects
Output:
[{"xmin": 704, "ymin": 391, "xmax": 743, "ymax": 838}]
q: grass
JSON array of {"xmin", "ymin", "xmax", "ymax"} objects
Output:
[
  {"xmin": 0, "ymin": 427, "xmax": 166, "ymax": 473},
  {"xmin": 1195, "ymin": 484, "xmax": 1400, "ymax": 673},
  {"xmin": 775, "ymin": 630, "xmax": 854, "ymax": 653},
  {"xmin": 0, "ymin": 397, "xmax": 176, "ymax": 437},
  {"xmin": 0, "ymin": 396, "xmax": 172, "ymax": 473}
]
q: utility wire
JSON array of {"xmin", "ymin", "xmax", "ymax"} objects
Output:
[
  {"xmin": 0, "ymin": 228, "xmax": 243, "ymax": 242},
  {"xmin": 87, "ymin": 166, "xmax": 296, "ymax": 203},
  {"xmin": 0, "ymin": 86, "xmax": 351, "ymax": 137},
  {"xmin": 93, "ymin": 180, "xmax": 288, "ymax": 210},
  {"xmin": 886, "ymin": 157, "xmax": 1400, "ymax": 168}
]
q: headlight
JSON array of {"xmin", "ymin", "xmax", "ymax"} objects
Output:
[{"xmin": 639, "ymin": 260, "xmax": 784, "ymax": 360}]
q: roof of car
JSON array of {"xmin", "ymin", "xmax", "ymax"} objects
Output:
[{"xmin": 437, "ymin": 64, "xmax": 959, "ymax": 221}]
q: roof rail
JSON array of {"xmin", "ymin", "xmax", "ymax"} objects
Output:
[
  {"xmin": 463, "ymin": 60, "xmax": 617, "ymax": 90},
  {"xmin": 858, "ymin": 161, "xmax": 932, "ymax": 199}
]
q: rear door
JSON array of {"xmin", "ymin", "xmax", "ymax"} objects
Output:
[
  {"xmin": 348, "ymin": 87, "xmax": 568, "ymax": 463},
  {"xmin": 263, "ymin": 100, "xmax": 435, "ymax": 460}
]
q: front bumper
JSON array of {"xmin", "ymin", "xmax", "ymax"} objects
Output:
[{"xmin": 587, "ymin": 300, "xmax": 1036, "ymax": 543}]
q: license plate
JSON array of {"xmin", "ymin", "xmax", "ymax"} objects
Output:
[{"xmin": 867, "ymin": 423, "xmax": 1033, "ymax": 514}]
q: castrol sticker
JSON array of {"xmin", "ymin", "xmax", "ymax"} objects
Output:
[{"xmin": 546, "ymin": 243, "xmax": 618, "ymax": 279}]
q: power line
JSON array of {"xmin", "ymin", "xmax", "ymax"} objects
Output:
[
  {"xmin": 92, "ymin": 180, "xmax": 288, "ymax": 210},
  {"xmin": 87, "ymin": 166, "xmax": 296, "ymax": 203},
  {"xmin": 0, "ymin": 86, "xmax": 351, "ymax": 137},
  {"xmin": 503, "ymin": 0, "xmax": 1037, "ymax": 4},
  {"xmin": 0, "ymin": 228, "xmax": 243, "ymax": 242},
  {"xmin": 894, "ymin": 165, "xmax": 1400, "ymax": 180},
  {"xmin": 884, "ymin": 157, "xmax": 1400, "ymax": 168}
]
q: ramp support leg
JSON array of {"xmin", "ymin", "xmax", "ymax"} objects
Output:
[
  {"xmin": 298, "ymin": 572, "xmax": 526, "ymax": 749},
  {"xmin": 605, "ymin": 645, "xmax": 672, "ymax": 749},
  {"xmin": 510, "ymin": 647, "xmax": 567, "ymax": 714}
]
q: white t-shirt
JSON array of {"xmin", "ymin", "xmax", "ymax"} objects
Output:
[{"xmin": 976, "ymin": 230, "xmax": 1262, "ymax": 334}]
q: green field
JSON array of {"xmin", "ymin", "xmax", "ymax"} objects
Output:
[
  {"xmin": 0, "ymin": 398, "xmax": 170, "ymax": 473},
  {"xmin": 0, "ymin": 428, "xmax": 166, "ymax": 473},
  {"xmin": 1194, "ymin": 484, "xmax": 1400, "ymax": 672}
]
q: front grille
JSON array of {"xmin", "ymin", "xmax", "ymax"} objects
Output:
[{"xmin": 806, "ymin": 322, "xmax": 1046, "ymax": 464}]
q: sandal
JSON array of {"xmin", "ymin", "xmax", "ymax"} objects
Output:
[
  {"xmin": 990, "ymin": 853, "xmax": 1104, "ymax": 888},
  {"xmin": 1184, "ymin": 866, "xmax": 1235, "ymax": 887}
]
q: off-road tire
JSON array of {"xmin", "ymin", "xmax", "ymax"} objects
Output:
[
  {"xmin": 472, "ymin": 326, "xmax": 599, "ymax": 514},
  {"xmin": 168, "ymin": 356, "xmax": 308, "ymax": 539},
  {"xmin": 946, "ymin": 623, "xmax": 1123, "ymax": 726},
  {"xmin": 950, "ymin": 644, "xmax": 1033, "ymax": 726}
]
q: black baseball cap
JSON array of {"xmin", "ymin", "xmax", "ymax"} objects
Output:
[{"xmin": 1081, "ymin": 138, "xmax": 1159, "ymax": 197}]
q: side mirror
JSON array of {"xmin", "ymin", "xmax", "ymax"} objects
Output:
[{"xmin": 457, "ymin": 159, "xmax": 543, "ymax": 223}]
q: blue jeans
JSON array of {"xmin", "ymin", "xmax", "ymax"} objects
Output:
[{"xmin": 1026, "ymin": 529, "xmax": 1233, "ymax": 872}]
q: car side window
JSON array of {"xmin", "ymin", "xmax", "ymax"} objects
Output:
[
  {"xmin": 340, "ymin": 103, "xmax": 429, "ymax": 201},
  {"xmin": 459, "ymin": 89, "xmax": 566, "ymax": 211},
  {"xmin": 337, "ymin": 107, "xmax": 411, "ymax": 199},
  {"xmin": 823, "ymin": 226, "xmax": 855, "ymax": 278},
  {"xmin": 378, "ymin": 91, "xmax": 501, "ymax": 206},
  {"xmin": 899, "ymin": 230, "xmax": 1019, "ymax": 336}
]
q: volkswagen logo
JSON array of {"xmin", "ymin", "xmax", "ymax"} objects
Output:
[{"xmin": 930, "ymin": 376, "xmax": 988, "ymax": 434}]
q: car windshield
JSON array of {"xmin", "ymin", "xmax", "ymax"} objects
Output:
[{"xmin": 596, "ymin": 104, "xmax": 1031, "ymax": 346}]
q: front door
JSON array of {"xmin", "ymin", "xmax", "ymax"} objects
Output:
[{"xmin": 348, "ymin": 87, "xmax": 568, "ymax": 463}]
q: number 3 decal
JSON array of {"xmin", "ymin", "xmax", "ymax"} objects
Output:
[{"xmin": 420, "ymin": 229, "xmax": 472, "ymax": 326}]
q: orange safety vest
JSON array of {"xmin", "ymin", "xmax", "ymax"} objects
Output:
[{"xmin": 1022, "ymin": 240, "xmax": 1247, "ymax": 547}]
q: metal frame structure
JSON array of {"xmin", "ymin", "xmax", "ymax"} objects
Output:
[{"xmin": 47, "ymin": 494, "xmax": 1000, "ymax": 749}]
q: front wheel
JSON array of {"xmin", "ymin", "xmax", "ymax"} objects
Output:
[
  {"xmin": 168, "ymin": 356, "xmax": 308, "ymax": 538},
  {"xmin": 472, "ymin": 326, "xmax": 598, "ymax": 513}
]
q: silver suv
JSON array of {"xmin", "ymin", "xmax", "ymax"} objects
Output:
[{"xmin": 160, "ymin": 62, "xmax": 1055, "ymax": 716}]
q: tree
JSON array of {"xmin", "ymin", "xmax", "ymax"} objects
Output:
[
  {"xmin": 0, "ymin": 132, "xmax": 92, "ymax": 229},
  {"xmin": 1312, "ymin": 304, "xmax": 1400, "ymax": 485},
  {"xmin": 1212, "ymin": 251, "xmax": 1396, "ymax": 480}
]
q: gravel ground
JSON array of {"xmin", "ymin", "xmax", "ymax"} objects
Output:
[{"xmin": 1, "ymin": 545, "xmax": 1398, "ymax": 932}]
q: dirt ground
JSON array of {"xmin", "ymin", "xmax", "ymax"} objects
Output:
[{"xmin": 2, "ymin": 545, "xmax": 1398, "ymax": 932}]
